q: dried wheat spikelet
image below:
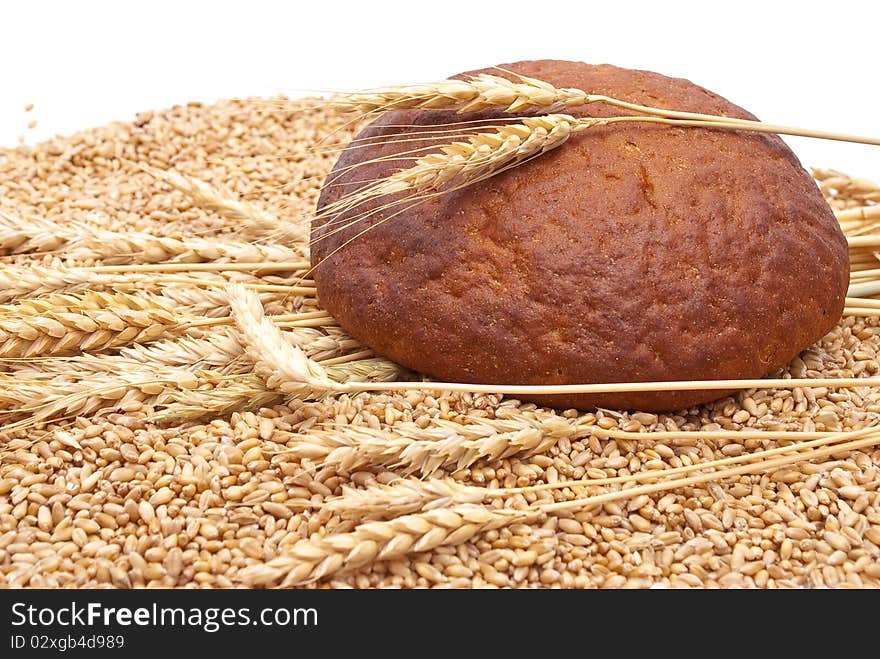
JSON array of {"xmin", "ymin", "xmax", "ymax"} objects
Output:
[
  {"xmin": 228, "ymin": 284, "xmax": 340, "ymax": 396},
  {"xmin": 0, "ymin": 209, "xmax": 68, "ymax": 255},
  {"xmin": 143, "ymin": 166, "xmax": 309, "ymax": 247},
  {"xmin": 0, "ymin": 367, "xmax": 204, "ymax": 428},
  {"xmin": 251, "ymin": 427, "xmax": 880, "ymax": 586},
  {"xmin": 240, "ymin": 504, "xmax": 538, "ymax": 587},
  {"xmin": 277, "ymin": 417, "xmax": 565, "ymax": 476},
  {"xmin": 66, "ymin": 223, "xmax": 302, "ymax": 265},
  {"xmin": 324, "ymin": 478, "xmax": 488, "ymax": 519},
  {"xmin": 152, "ymin": 358, "xmax": 405, "ymax": 423},
  {"xmin": 0, "ymin": 209, "xmax": 301, "ymax": 264},
  {"xmin": 326, "ymin": 72, "xmax": 590, "ymax": 114},
  {"xmin": 315, "ymin": 114, "xmax": 577, "ymax": 224},
  {"xmin": 0, "ymin": 290, "xmax": 186, "ymax": 358}
]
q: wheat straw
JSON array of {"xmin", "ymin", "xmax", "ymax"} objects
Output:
[
  {"xmin": 337, "ymin": 375, "xmax": 880, "ymax": 396},
  {"xmin": 250, "ymin": 427, "xmax": 880, "ymax": 586}
]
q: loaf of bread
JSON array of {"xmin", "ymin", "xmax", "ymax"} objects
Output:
[{"xmin": 312, "ymin": 60, "xmax": 849, "ymax": 411}]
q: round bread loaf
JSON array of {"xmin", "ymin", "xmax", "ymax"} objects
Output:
[{"xmin": 312, "ymin": 60, "xmax": 849, "ymax": 411}]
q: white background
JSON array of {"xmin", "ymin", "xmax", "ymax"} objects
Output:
[{"xmin": 2, "ymin": 0, "xmax": 878, "ymax": 179}]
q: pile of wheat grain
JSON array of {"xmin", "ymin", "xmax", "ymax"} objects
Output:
[{"xmin": 0, "ymin": 96, "xmax": 878, "ymax": 588}]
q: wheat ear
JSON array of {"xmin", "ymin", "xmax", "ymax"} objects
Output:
[
  {"xmin": 248, "ymin": 427, "xmax": 880, "ymax": 587},
  {"xmin": 0, "ymin": 367, "xmax": 205, "ymax": 428},
  {"xmin": 152, "ymin": 358, "xmax": 404, "ymax": 423},
  {"xmin": 144, "ymin": 167, "xmax": 308, "ymax": 245},
  {"xmin": 67, "ymin": 224, "xmax": 303, "ymax": 264},
  {"xmin": 0, "ymin": 209, "xmax": 68, "ymax": 255},
  {"xmin": 0, "ymin": 209, "xmax": 301, "ymax": 263},
  {"xmin": 323, "ymin": 478, "xmax": 488, "ymax": 519},
  {"xmin": 316, "ymin": 114, "xmax": 576, "ymax": 222},
  {"xmin": 0, "ymin": 291, "xmax": 185, "ymax": 358},
  {"xmin": 227, "ymin": 284, "xmax": 340, "ymax": 396},
  {"xmin": 330, "ymin": 73, "xmax": 880, "ymax": 146},
  {"xmin": 239, "ymin": 504, "xmax": 537, "ymax": 587},
  {"xmin": 327, "ymin": 73, "xmax": 589, "ymax": 114},
  {"xmin": 275, "ymin": 416, "xmax": 569, "ymax": 476}
]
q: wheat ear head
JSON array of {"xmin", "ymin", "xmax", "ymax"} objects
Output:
[
  {"xmin": 327, "ymin": 73, "xmax": 588, "ymax": 115},
  {"xmin": 67, "ymin": 223, "xmax": 303, "ymax": 264},
  {"xmin": 144, "ymin": 167, "xmax": 308, "ymax": 246},
  {"xmin": 227, "ymin": 284, "xmax": 339, "ymax": 396},
  {"xmin": 0, "ymin": 209, "xmax": 301, "ymax": 263},
  {"xmin": 276, "ymin": 416, "xmax": 567, "ymax": 476},
  {"xmin": 323, "ymin": 478, "xmax": 487, "ymax": 520},
  {"xmin": 0, "ymin": 209, "xmax": 68, "ymax": 255},
  {"xmin": 151, "ymin": 357, "xmax": 403, "ymax": 423},
  {"xmin": 0, "ymin": 366, "xmax": 206, "ymax": 428},
  {"xmin": 317, "ymin": 114, "xmax": 577, "ymax": 221},
  {"xmin": 240, "ymin": 504, "xmax": 538, "ymax": 587},
  {"xmin": 0, "ymin": 291, "xmax": 186, "ymax": 358}
]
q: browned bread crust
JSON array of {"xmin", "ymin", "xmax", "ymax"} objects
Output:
[{"xmin": 312, "ymin": 60, "xmax": 849, "ymax": 411}]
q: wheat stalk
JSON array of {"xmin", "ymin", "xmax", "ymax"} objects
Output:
[
  {"xmin": 320, "ymin": 424, "xmax": 880, "ymax": 520},
  {"xmin": 0, "ymin": 291, "xmax": 186, "ymax": 358},
  {"xmin": 276, "ymin": 416, "xmax": 568, "ymax": 476},
  {"xmin": 144, "ymin": 166, "xmax": 308, "ymax": 246},
  {"xmin": 239, "ymin": 504, "xmax": 538, "ymax": 587},
  {"xmin": 248, "ymin": 427, "xmax": 880, "ymax": 587},
  {"xmin": 336, "ymin": 375, "xmax": 880, "ymax": 397}
]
